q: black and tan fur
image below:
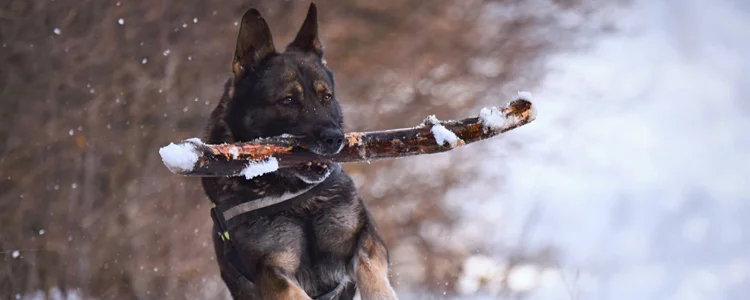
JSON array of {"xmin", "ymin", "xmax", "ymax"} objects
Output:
[{"xmin": 201, "ymin": 4, "xmax": 398, "ymax": 300}]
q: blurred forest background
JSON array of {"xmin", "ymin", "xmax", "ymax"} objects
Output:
[{"xmin": 0, "ymin": 0, "xmax": 605, "ymax": 298}]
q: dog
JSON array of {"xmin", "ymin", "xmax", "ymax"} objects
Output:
[{"xmin": 201, "ymin": 3, "xmax": 398, "ymax": 300}]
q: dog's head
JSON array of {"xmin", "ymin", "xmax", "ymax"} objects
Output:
[{"xmin": 225, "ymin": 3, "xmax": 344, "ymax": 157}]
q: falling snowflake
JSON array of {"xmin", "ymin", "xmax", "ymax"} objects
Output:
[
  {"xmin": 118, "ymin": 18, "xmax": 124, "ymax": 25},
  {"xmin": 12, "ymin": 250, "xmax": 20, "ymax": 258},
  {"xmin": 53, "ymin": 28, "xmax": 61, "ymax": 35},
  {"xmin": 141, "ymin": 58, "xmax": 148, "ymax": 64}
]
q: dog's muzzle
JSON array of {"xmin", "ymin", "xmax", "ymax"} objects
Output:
[{"xmin": 309, "ymin": 128, "xmax": 345, "ymax": 156}]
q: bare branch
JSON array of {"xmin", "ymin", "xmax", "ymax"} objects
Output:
[{"xmin": 160, "ymin": 97, "xmax": 536, "ymax": 177}]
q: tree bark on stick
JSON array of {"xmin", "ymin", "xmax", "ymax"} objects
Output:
[{"xmin": 159, "ymin": 98, "xmax": 536, "ymax": 177}]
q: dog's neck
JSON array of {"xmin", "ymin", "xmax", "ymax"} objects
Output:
[{"xmin": 201, "ymin": 163, "xmax": 341, "ymax": 206}]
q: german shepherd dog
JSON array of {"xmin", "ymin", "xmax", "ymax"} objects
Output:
[{"xmin": 201, "ymin": 3, "xmax": 398, "ymax": 300}]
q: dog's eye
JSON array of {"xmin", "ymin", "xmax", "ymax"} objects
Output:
[
  {"xmin": 322, "ymin": 93, "xmax": 333, "ymax": 102},
  {"xmin": 279, "ymin": 96, "xmax": 293, "ymax": 105}
]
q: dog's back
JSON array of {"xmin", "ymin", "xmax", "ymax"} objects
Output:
[{"xmin": 201, "ymin": 4, "xmax": 398, "ymax": 299}]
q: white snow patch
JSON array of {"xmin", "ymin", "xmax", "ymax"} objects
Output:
[
  {"xmin": 516, "ymin": 91, "xmax": 537, "ymax": 120},
  {"xmin": 12, "ymin": 250, "xmax": 20, "ymax": 258},
  {"xmin": 241, "ymin": 158, "xmax": 279, "ymax": 179},
  {"xmin": 159, "ymin": 141, "xmax": 200, "ymax": 172},
  {"xmin": 425, "ymin": 115, "xmax": 462, "ymax": 147},
  {"xmin": 423, "ymin": 114, "xmax": 440, "ymax": 125},
  {"xmin": 431, "ymin": 124, "xmax": 461, "ymax": 147},
  {"xmin": 506, "ymin": 264, "xmax": 540, "ymax": 292},
  {"xmin": 457, "ymin": 255, "xmax": 506, "ymax": 295},
  {"xmin": 478, "ymin": 107, "xmax": 506, "ymax": 130},
  {"xmin": 228, "ymin": 146, "xmax": 240, "ymax": 159}
]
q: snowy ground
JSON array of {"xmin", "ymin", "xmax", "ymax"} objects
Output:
[{"xmin": 447, "ymin": 0, "xmax": 750, "ymax": 299}]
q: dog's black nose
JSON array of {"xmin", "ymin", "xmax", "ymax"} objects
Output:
[{"xmin": 320, "ymin": 128, "xmax": 344, "ymax": 154}]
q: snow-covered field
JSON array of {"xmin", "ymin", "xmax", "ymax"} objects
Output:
[{"xmin": 448, "ymin": 0, "xmax": 750, "ymax": 299}]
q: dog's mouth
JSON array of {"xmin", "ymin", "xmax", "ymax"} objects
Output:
[
  {"xmin": 303, "ymin": 142, "xmax": 345, "ymax": 157},
  {"xmin": 289, "ymin": 161, "xmax": 333, "ymax": 184}
]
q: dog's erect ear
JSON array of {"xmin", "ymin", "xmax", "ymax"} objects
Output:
[
  {"xmin": 286, "ymin": 3, "xmax": 323, "ymax": 57},
  {"xmin": 233, "ymin": 9, "xmax": 276, "ymax": 78}
]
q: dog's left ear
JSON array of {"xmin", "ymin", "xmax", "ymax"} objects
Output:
[
  {"xmin": 233, "ymin": 9, "xmax": 277, "ymax": 79},
  {"xmin": 286, "ymin": 3, "xmax": 323, "ymax": 57}
]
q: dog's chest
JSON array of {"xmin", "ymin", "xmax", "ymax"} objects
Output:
[
  {"xmin": 231, "ymin": 180, "xmax": 364, "ymax": 291},
  {"xmin": 277, "ymin": 193, "xmax": 363, "ymax": 296}
]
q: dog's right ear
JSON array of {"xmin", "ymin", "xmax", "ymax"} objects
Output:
[
  {"xmin": 287, "ymin": 3, "xmax": 323, "ymax": 57},
  {"xmin": 233, "ymin": 9, "xmax": 277, "ymax": 79}
]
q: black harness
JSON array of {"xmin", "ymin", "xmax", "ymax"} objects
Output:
[{"xmin": 210, "ymin": 166, "xmax": 351, "ymax": 299}]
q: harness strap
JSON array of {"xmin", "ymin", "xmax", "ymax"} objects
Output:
[{"xmin": 215, "ymin": 183, "xmax": 318, "ymax": 232}]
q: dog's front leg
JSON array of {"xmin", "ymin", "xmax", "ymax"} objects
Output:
[
  {"xmin": 353, "ymin": 233, "xmax": 398, "ymax": 300},
  {"xmin": 258, "ymin": 265, "xmax": 312, "ymax": 300}
]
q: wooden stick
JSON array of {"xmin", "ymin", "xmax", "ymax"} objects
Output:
[{"xmin": 159, "ymin": 96, "xmax": 536, "ymax": 177}]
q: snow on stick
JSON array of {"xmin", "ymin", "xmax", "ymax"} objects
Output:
[{"xmin": 159, "ymin": 95, "xmax": 536, "ymax": 177}]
